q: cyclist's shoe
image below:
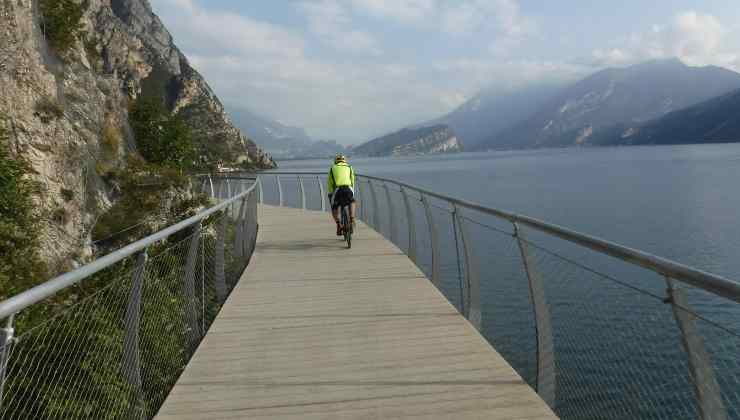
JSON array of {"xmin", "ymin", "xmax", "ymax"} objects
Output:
[{"xmin": 336, "ymin": 222, "xmax": 343, "ymax": 236}]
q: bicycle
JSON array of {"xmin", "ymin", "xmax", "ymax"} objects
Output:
[{"xmin": 339, "ymin": 203, "xmax": 352, "ymax": 249}]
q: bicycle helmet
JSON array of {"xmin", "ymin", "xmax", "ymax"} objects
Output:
[{"xmin": 334, "ymin": 154, "xmax": 347, "ymax": 164}]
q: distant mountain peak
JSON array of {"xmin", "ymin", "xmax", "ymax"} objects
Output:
[
  {"xmin": 409, "ymin": 81, "xmax": 566, "ymax": 150},
  {"xmin": 482, "ymin": 59, "xmax": 740, "ymax": 150},
  {"xmin": 353, "ymin": 125, "xmax": 462, "ymax": 157}
]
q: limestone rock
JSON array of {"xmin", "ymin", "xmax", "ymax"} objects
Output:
[{"xmin": 0, "ymin": 0, "xmax": 273, "ymax": 275}]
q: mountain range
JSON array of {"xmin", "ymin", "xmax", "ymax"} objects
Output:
[
  {"xmin": 486, "ymin": 59, "xmax": 740, "ymax": 149},
  {"xmin": 228, "ymin": 106, "xmax": 348, "ymax": 159},
  {"xmin": 399, "ymin": 59, "xmax": 740, "ymax": 152},
  {"xmin": 420, "ymin": 82, "xmax": 565, "ymax": 150},
  {"xmin": 590, "ymin": 87, "xmax": 740, "ymax": 146},
  {"xmin": 352, "ymin": 125, "xmax": 461, "ymax": 157}
]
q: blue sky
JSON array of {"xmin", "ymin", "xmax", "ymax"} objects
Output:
[{"xmin": 151, "ymin": 0, "xmax": 740, "ymax": 144}]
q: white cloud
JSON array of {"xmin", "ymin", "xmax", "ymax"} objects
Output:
[
  {"xmin": 434, "ymin": 59, "xmax": 588, "ymax": 92},
  {"xmin": 442, "ymin": 1, "xmax": 534, "ymax": 36},
  {"xmin": 441, "ymin": 0, "xmax": 536, "ymax": 57},
  {"xmin": 152, "ymin": 0, "xmax": 304, "ymax": 59},
  {"xmin": 297, "ymin": 0, "xmax": 383, "ymax": 55},
  {"xmin": 591, "ymin": 48, "xmax": 634, "ymax": 66},
  {"xmin": 440, "ymin": 3, "xmax": 480, "ymax": 36},
  {"xmin": 150, "ymin": 0, "xmax": 464, "ymax": 143},
  {"xmin": 592, "ymin": 11, "xmax": 740, "ymax": 71},
  {"xmin": 350, "ymin": 0, "xmax": 436, "ymax": 23}
]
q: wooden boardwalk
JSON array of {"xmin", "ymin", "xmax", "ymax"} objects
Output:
[{"xmin": 156, "ymin": 205, "xmax": 557, "ymax": 419}]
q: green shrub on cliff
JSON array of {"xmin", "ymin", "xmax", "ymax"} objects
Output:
[
  {"xmin": 34, "ymin": 95, "xmax": 65, "ymax": 123},
  {"xmin": 129, "ymin": 98, "xmax": 196, "ymax": 171},
  {"xmin": 92, "ymin": 155, "xmax": 208, "ymax": 247},
  {"xmin": 39, "ymin": 0, "xmax": 87, "ymax": 53},
  {"xmin": 0, "ymin": 119, "xmax": 48, "ymax": 300}
]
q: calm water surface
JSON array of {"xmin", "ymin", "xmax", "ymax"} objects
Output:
[
  {"xmin": 278, "ymin": 144, "xmax": 740, "ymax": 280},
  {"xmin": 272, "ymin": 144, "xmax": 740, "ymax": 419}
]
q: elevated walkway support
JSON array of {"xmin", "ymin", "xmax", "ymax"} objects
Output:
[{"xmin": 156, "ymin": 206, "xmax": 557, "ymax": 419}]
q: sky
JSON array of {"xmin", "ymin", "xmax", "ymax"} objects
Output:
[{"xmin": 150, "ymin": 0, "xmax": 740, "ymax": 144}]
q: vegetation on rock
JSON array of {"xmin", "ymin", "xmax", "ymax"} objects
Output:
[
  {"xmin": 92, "ymin": 155, "xmax": 208, "ymax": 247},
  {"xmin": 96, "ymin": 116, "xmax": 123, "ymax": 176},
  {"xmin": 34, "ymin": 96, "xmax": 65, "ymax": 123},
  {"xmin": 39, "ymin": 0, "xmax": 87, "ymax": 54},
  {"xmin": 61, "ymin": 188, "xmax": 75, "ymax": 202},
  {"xmin": 0, "ymin": 118, "xmax": 49, "ymax": 301},
  {"xmin": 130, "ymin": 97, "xmax": 196, "ymax": 171}
]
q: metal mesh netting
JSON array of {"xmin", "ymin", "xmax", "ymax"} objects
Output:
[
  {"xmin": 185, "ymin": 173, "xmax": 740, "ymax": 420},
  {"xmin": 0, "ymin": 186, "xmax": 258, "ymax": 419},
  {"xmin": 302, "ymin": 174, "xmax": 740, "ymax": 420}
]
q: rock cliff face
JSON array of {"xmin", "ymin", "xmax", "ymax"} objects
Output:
[
  {"xmin": 0, "ymin": 0, "xmax": 273, "ymax": 272},
  {"xmin": 352, "ymin": 125, "xmax": 462, "ymax": 157}
]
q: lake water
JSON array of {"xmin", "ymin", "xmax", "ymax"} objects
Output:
[
  {"xmin": 277, "ymin": 144, "xmax": 740, "ymax": 280},
  {"xmin": 268, "ymin": 144, "xmax": 740, "ymax": 419}
]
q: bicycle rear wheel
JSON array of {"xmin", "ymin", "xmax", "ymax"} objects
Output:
[{"xmin": 341, "ymin": 206, "xmax": 352, "ymax": 249}]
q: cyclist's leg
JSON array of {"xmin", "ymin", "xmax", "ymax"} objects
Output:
[
  {"xmin": 329, "ymin": 193, "xmax": 339, "ymax": 221},
  {"xmin": 347, "ymin": 188, "xmax": 356, "ymax": 225},
  {"xmin": 332, "ymin": 207, "xmax": 340, "ymax": 223},
  {"xmin": 330, "ymin": 193, "xmax": 342, "ymax": 235}
]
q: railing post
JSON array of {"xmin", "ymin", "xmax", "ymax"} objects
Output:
[
  {"xmin": 451, "ymin": 206, "xmax": 465, "ymax": 315},
  {"xmin": 215, "ymin": 213, "xmax": 228, "ymax": 303},
  {"xmin": 201, "ymin": 229, "xmax": 206, "ymax": 335},
  {"xmin": 421, "ymin": 194, "xmax": 440, "ymax": 288},
  {"xmin": 355, "ymin": 180, "xmax": 364, "ymax": 222},
  {"xmin": 401, "ymin": 186, "xmax": 416, "ymax": 263},
  {"xmin": 513, "ymin": 222, "xmax": 555, "ymax": 407},
  {"xmin": 123, "ymin": 250, "xmax": 148, "ymax": 420},
  {"xmin": 455, "ymin": 206, "xmax": 481, "ymax": 331},
  {"xmin": 234, "ymin": 197, "xmax": 247, "ymax": 259},
  {"xmin": 361, "ymin": 179, "xmax": 372, "ymax": 226},
  {"xmin": 247, "ymin": 190, "xmax": 259, "ymax": 258},
  {"xmin": 383, "ymin": 182, "xmax": 397, "ymax": 244},
  {"xmin": 317, "ymin": 176, "xmax": 326, "ymax": 212},
  {"xmin": 0, "ymin": 314, "xmax": 15, "ymax": 412},
  {"xmin": 246, "ymin": 192, "xmax": 255, "ymax": 256},
  {"xmin": 276, "ymin": 176, "xmax": 283, "ymax": 207},
  {"xmin": 368, "ymin": 180, "xmax": 380, "ymax": 231},
  {"xmin": 183, "ymin": 224, "xmax": 202, "ymax": 347},
  {"xmin": 665, "ymin": 278, "xmax": 727, "ymax": 420},
  {"xmin": 257, "ymin": 177, "xmax": 264, "ymax": 205},
  {"xmin": 298, "ymin": 177, "xmax": 306, "ymax": 210},
  {"xmin": 215, "ymin": 178, "xmax": 223, "ymax": 202}
]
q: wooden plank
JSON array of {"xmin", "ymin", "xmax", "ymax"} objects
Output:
[{"xmin": 156, "ymin": 206, "xmax": 558, "ymax": 420}]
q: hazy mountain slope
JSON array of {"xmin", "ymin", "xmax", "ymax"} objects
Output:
[
  {"xmin": 485, "ymin": 59, "xmax": 740, "ymax": 149},
  {"xmin": 228, "ymin": 106, "xmax": 311, "ymax": 151},
  {"xmin": 352, "ymin": 125, "xmax": 461, "ymax": 157},
  {"xmin": 591, "ymin": 88, "xmax": 740, "ymax": 145},
  {"xmin": 421, "ymin": 83, "xmax": 564, "ymax": 150},
  {"xmin": 228, "ymin": 106, "xmax": 349, "ymax": 158}
]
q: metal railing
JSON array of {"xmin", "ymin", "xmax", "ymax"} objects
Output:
[
  {"xmin": 2, "ymin": 170, "xmax": 739, "ymax": 420},
  {"xmin": 258, "ymin": 171, "xmax": 740, "ymax": 420},
  {"xmin": 0, "ymin": 178, "xmax": 258, "ymax": 419}
]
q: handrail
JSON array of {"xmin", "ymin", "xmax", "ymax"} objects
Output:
[
  {"xmin": 0, "ymin": 183, "xmax": 258, "ymax": 320},
  {"xmin": 264, "ymin": 171, "xmax": 740, "ymax": 304}
]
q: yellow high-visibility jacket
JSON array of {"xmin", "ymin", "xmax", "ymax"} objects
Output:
[{"xmin": 327, "ymin": 162, "xmax": 355, "ymax": 194}]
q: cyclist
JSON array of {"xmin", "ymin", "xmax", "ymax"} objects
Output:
[{"xmin": 327, "ymin": 154, "xmax": 356, "ymax": 236}]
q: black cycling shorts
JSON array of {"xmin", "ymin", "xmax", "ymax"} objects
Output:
[{"xmin": 331, "ymin": 186, "xmax": 355, "ymax": 210}]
